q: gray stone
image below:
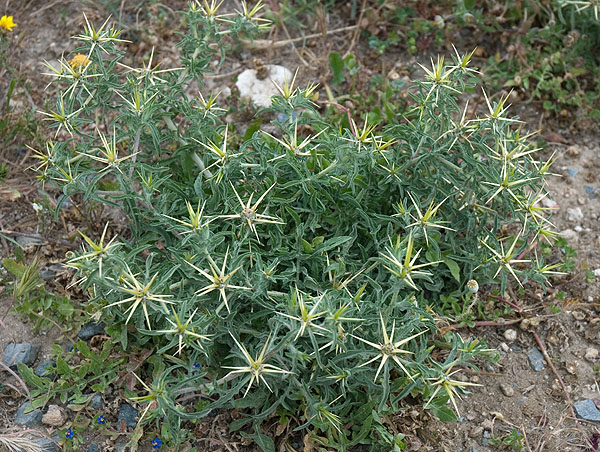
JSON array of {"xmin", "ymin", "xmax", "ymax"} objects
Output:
[
  {"xmin": 499, "ymin": 382, "xmax": 515, "ymax": 397},
  {"xmin": 527, "ymin": 347, "xmax": 545, "ymax": 372},
  {"xmin": 35, "ymin": 360, "xmax": 56, "ymax": 380},
  {"xmin": 35, "ymin": 438, "xmax": 59, "ymax": 452},
  {"xmin": 88, "ymin": 445, "xmax": 100, "ymax": 452},
  {"xmin": 118, "ymin": 403, "xmax": 138, "ymax": 430},
  {"xmin": 14, "ymin": 401, "xmax": 43, "ymax": 427},
  {"xmin": 2, "ymin": 343, "xmax": 40, "ymax": 369},
  {"xmin": 40, "ymin": 268, "xmax": 56, "ymax": 281},
  {"xmin": 90, "ymin": 394, "xmax": 104, "ymax": 410},
  {"xmin": 78, "ymin": 321, "xmax": 106, "ymax": 341},
  {"xmin": 574, "ymin": 399, "xmax": 600, "ymax": 421}
]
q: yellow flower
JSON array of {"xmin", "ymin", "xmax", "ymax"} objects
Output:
[
  {"xmin": 69, "ymin": 53, "xmax": 91, "ymax": 70},
  {"xmin": 0, "ymin": 15, "xmax": 16, "ymax": 32}
]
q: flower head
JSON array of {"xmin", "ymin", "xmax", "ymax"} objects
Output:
[
  {"xmin": 65, "ymin": 428, "xmax": 74, "ymax": 439},
  {"xmin": 152, "ymin": 437, "xmax": 162, "ymax": 449},
  {"xmin": 69, "ymin": 53, "xmax": 91, "ymax": 70},
  {"xmin": 96, "ymin": 415, "xmax": 106, "ymax": 425},
  {"xmin": 0, "ymin": 15, "xmax": 16, "ymax": 32}
]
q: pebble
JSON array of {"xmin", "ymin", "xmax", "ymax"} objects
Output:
[
  {"xmin": 499, "ymin": 382, "xmax": 515, "ymax": 397},
  {"xmin": 469, "ymin": 426, "xmax": 483, "ymax": 438},
  {"xmin": 527, "ymin": 347, "xmax": 545, "ymax": 372},
  {"xmin": 42, "ymin": 405, "xmax": 66, "ymax": 426},
  {"xmin": 481, "ymin": 419, "xmax": 494, "ymax": 430},
  {"xmin": 14, "ymin": 401, "xmax": 43, "ymax": 427},
  {"xmin": 235, "ymin": 65, "xmax": 293, "ymax": 107},
  {"xmin": 34, "ymin": 360, "xmax": 56, "ymax": 380},
  {"xmin": 503, "ymin": 329, "xmax": 517, "ymax": 342},
  {"xmin": 88, "ymin": 445, "xmax": 100, "ymax": 452},
  {"xmin": 567, "ymin": 207, "xmax": 584, "ymax": 223},
  {"xmin": 593, "ymin": 268, "xmax": 600, "ymax": 277},
  {"xmin": 90, "ymin": 394, "xmax": 104, "ymax": 410},
  {"xmin": 34, "ymin": 434, "xmax": 60, "ymax": 452},
  {"xmin": 118, "ymin": 403, "xmax": 138, "ymax": 430},
  {"xmin": 2, "ymin": 343, "xmax": 40, "ymax": 370},
  {"xmin": 585, "ymin": 348, "xmax": 599, "ymax": 361},
  {"xmin": 541, "ymin": 197, "xmax": 559, "ymax": 210},
  {"xmin": 574, "ymin": 399, "xmax": 600, "ymax": 421},
  {"xmin": 78, "ymin": 321, "xmax": 106, "ymax": 341},
  {"xmin": 559, "ymin": 229, "xmax": 578, "ymax": 242}
]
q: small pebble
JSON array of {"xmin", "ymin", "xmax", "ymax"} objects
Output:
[
  {"xmin": 574, "ymin": 399, "xmax": 600, "ymax": 421},
  {"xmin": 585, "ymin": 348, "xmax": 599, "ymax": 361},
  {"xmin": 2, "ymin": 343, "xmax": 40, "ymax": 370},
  {"xmin": 118, "ymin": 403, "xmax": 138, "ymax": 431},
  {"xmin": 503, "ymin": 329, "xmax": 517, "ymax": 342},
  {"xmin": 78, "ymin": 322, "xmax": 106, "ymax": 341},
  {"xmin": 499, "ymin": 342, "xmax": 510, "ymax": 353},
  {"xmin": 567, "ymin": 207, "xmax": 584, "ymax": 223},
  {"xmin": 90, "ymin": 394, "xmax": 104, "ymax": 410},
  {"xmin": 42, "ymin": 405, "xmax": 66, "ymax": 427},
  {"xmin": 499, "ymin": 382, "xmax": 515, "ymax": 397},
  {"xmin": 481, "ymin": 419, "xmax": 494, "ymax": 430},
  {"xmin": 469, "ymin": 426, "xmax": 483, "ymax": 438},
  {"xmin": 559, "ymin": 229, "xmax": 578, "ymax": 242},
  {"xmin": 527, "ymin": 347, "xmax": 545, "ymax": 372},
  {"xmin": 88, "ymin": 445, "xmax": 100, "ymax": 452},
  {"xmin": 34, "ymin": 360, "xmax": 56, "ymax": 380},
  {"xmin": 14, "ymin": 402, "xmax": 43, "ymax": 428}
]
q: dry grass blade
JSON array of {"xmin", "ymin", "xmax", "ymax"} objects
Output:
[
  {"xmin": 0, "ymin": 431, "xmax": 44, "ymax": 452},
  {"xmin": 0, "ymin": 360, "xmax": 31, "ymax": 400}
]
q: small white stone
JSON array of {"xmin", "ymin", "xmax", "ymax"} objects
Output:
[
  {"xmin": 593, "ymin": 268, "xmax": 600, "ymax": 277},
  {"xmin": 559, "ymin": 229, "xmax": 578, "ymax": 242},
  {"xmin": 541, "ymin": 197, "xmax": 559, "ymax": 210},
  {"xmin": 503, "ymin": 329, "xmax": 517, "ymax": 342},
  {"xmin": 499, "ymin": 342, "xmax": 510, "ymax": 353},
  {"xmin": 567, "ymin": 207, "xmax": 584, "ymax": 223},
  {"xmin": 575, "ymin": 225, "xmax": 583, "ymax": 232},
  {"xmin": 236, "ymin": 65, "xmax": 293, "ymax": 108},
  {"xmin": 585, "ymin": 348, "xmax": 599, "ymax": 361}
]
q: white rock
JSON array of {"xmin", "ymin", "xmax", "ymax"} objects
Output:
[
  {"xmin": 585, "ymin": 347, "xmax": 599, "ymax": 361},
  {"xmin": 567, "ymin": 207, "xmax": 584, "ymax": 223},
  {"xmin": 575, "ymin": 225, "xmax": 583, "ymax": 232},
  {"xmin": 503, "ymin": 329, "xmax": 517, "ymax": 342},
  {"xmin": 42, "ymin": 405, "xmax": 66, "ymax": 426},
  {"xmin": 559, "ymin": 229, "xmax": 578, "ymax": 242},
  {"xmin": 236, "ymin": 65, "xmax": 293, "ymax": 108},
  {"xmin": 541, "ymin": 197, "xmax": 559, "ymax": 210},
  {"xmin": 593, "ymin": 268, "xmax": 600, "ymax": 277}
]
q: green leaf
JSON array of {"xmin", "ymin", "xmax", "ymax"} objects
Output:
[
  {"xmin": 241, "ymin": 432, "xmax": 275, "ymax": 452},
  {"xmin": 2, "ymin": 258, "xmax": 24, "ymax": 277},
  {"xmin": 431, "ymin": 404, "xmax": 457, "ymax": 422},
  {"xmin": 56, "ymin": 297, "xmax": 74, "ymax": 318},
  {"xmin": 243, "ymin": 119, "xmax": 263, "ymax": 141},
  {"xmin": 443, "ymin": 258, "xmax": 461, "ymax": 283},
  {"xmin": 329, "ymin": 52, "xmax": 345, "ymax": 85},
  {"xmin": 302, "ymin": 239, "xmax": 313, "ymax": 253}
]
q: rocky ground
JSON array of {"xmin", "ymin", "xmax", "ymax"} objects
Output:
[{"xmin": 1, "ymin": 1, "xmax": 600, "ymax": 451}]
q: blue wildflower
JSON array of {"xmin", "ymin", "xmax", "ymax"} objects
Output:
[
  {"xmin": 65, "ymin": 429, "xmax": 74, "ymax": 439},
  {"xmin": 152, "ymin": 437, "xmax": 162, "ymax": 449},
  {"xmin": 97, "ymin": 415, "xmax": 106, "ymax": 425}
]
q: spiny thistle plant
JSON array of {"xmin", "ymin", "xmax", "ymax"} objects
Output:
[{"xmin": 32, "ymin": 2, "xmax": 560, "ymax": 450}]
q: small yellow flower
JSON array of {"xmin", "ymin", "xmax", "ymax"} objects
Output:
[
  {"xmin": 0, "ymin": 15, "xmax": 16, "ymax": 32},
  {"xmin": 69, "ymin": 53, "xmax": 91, "ymax": 70}
]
